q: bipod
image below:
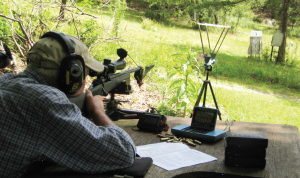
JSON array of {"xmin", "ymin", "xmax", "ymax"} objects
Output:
[
  {"xmin": 193, "ymin": 69, "xmax": 222, "ymax": 120},
  {"xmin": 104, "ymin": 92, "xmax": 153, "ymax": 121}
]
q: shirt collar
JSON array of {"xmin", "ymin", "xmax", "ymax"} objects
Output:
[{"xmin": 23, "ymin": 67, "xmax": 48, "ymax": 85}]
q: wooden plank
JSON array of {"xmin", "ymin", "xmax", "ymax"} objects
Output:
[
  {"xmin": 122, "ymin": 117, "xmax": 300, "ymax": 178},
  {"xmin": 23, "ymin": 117, "xmax": 300, "ymax": 178}
]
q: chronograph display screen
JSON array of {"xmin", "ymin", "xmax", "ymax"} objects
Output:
[{"xmin": 191, "ymin": 106, "xmax": 218, "ymax": 130}]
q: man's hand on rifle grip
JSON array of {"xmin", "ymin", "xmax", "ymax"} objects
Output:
[{"xmin": 86, "ymin": 90, "xmax": 115, "ymax": 126}]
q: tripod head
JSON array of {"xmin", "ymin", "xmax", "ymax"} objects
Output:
[{"xmin": 204, "ymin": 53, "xmax": 217, "ymax": 71}]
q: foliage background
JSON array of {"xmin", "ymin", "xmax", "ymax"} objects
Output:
[{"xmin": 1, "ymin": 0, "xmax": 300, "ymax": 131}]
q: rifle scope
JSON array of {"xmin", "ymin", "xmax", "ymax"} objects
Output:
[{"xmin": 89, "ymin": 48, "xmax": 127, "ymax": 77}]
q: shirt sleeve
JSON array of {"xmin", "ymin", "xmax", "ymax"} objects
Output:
[{"xmin": 37, "ymin": 90, "xmax": 136, "ymax": 173}]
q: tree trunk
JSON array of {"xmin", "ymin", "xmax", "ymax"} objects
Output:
[
  {"xmin": 224, "ymin": 11, "xmax": 227, "ymax": 25},
  {"xmin": 198, "ymin": 15, "xmax": 203, "ymax": 23},
  {"xmin": 214, "ymin": 14, "xmax": 219, "ymax": 25},
  {"xmin": 194, "ymin": 11, "xmax": 197, "ymax": 21},
  {"xmin": 277, "ymin": 0, "xmax": 290, "ymax": 63},
  {"xmin": 59, "ymin": 0, "xmax": 67, "ymax": 20}
]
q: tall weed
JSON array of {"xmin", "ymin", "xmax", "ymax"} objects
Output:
[
  {"xmin": 108, "ymin": 0, "xmax": 128, "ymax": 37},
  {"xmin": 164, "ymin": 50, "xmax": 202, "ymax": 117}
]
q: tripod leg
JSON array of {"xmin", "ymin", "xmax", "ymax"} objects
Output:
[
  {"xmin": 208, "ymin": 82, "xmax": 222, "ymax": 120},
  {"xmin": 194, "ymin": 82, "xmax": 207, "ymax": 107},
  {"xmin": 191, "ymin": 82, "xmax": 207, "ymax": 118},
  {"xmin": 202, "ymin": 81, "xmax": 209, "ymax": 107}
]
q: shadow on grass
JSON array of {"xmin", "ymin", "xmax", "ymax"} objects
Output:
[
  {"xmin": 170, "ymin": 42, "xmax": 300, "ymax": 100},
  {"xmin": 96, "ymin": 7, "xmax": 300, "ymax": 100},
  {"xmin": 123, "ymin": 9, "xmax": 199, "ymax": 31}
]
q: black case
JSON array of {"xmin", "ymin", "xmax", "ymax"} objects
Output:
[
  {"xmin": 225, "ymin": 156, "xmax": 266, "ymax": 169},
  {"xmin": 106, "ymin": 157, "xmax": 153, "ymax": 177},
  {"xmin": 137, "ymin": 113, "xmax": 167, "ymax": 133},
  {"xmin": 226, "ymin": 132, "xmax": 268, "ymax": 148},
  {"xmin": 225, "ymin": 146, "xmax": 266, "ymax": 158}
]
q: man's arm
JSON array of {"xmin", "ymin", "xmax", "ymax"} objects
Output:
[
  {"xmin": 39, "ymin": 89, "xmax": 136, "ymax": 174},
  {"xmin": 85, "ymin": 89, "xmax": 115, "ymax": 126}
]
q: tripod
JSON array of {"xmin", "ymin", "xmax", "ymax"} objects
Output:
[
  {"xmin": 193, "ymin": 66, "xmax": 222, "ymax": 120},
  {"xmin": 192, "ymin": 23, "xmax": 231, "ymax": 121}
]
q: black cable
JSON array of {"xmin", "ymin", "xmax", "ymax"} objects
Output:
[
  {"xmin": 117, "ymin": 43, "xmax": 139, "ymax": 67},
  {"xmin": 224, "ymin": 119, "xmax": 235, "ymax": 132}
]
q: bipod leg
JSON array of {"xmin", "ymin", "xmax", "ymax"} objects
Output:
[{"xmin": 208, "ymin": 81, "xmax": 222, "ymax": 120}]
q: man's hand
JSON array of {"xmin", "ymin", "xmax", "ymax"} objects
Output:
[
  {"xmin": 86, "ymin": 89, "xmax": 105, "ymax": 114},
  {"xmin": 85, "ymin": 90, "xmax": 115, "ymax": 126}
]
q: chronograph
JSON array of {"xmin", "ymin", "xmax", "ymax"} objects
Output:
[
  {"xmin": 191, "ymin": 106, "xmax": 218, "ymax": 130},
  {"xmin": 171, "ymin": 106, "xmax": 226, "ymax": 142}
]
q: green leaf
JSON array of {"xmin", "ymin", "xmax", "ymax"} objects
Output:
[
  {"xmin": 168, "ymin": 78, "xmax": 184, "ymax": 90},
  {"xmin": 178, "ymin": 83, "xmax": 186, "ymax": 99},
  {"xmin": 183, "ymin": 95, "xmax": 190, "ymax": 104},
  {"xmin": 171, "ymin": 53, "xmax": 185, "ymax": 57}
]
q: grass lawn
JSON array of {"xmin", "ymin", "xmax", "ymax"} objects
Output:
[
  {"xmin": 4, "ymin": 2, "xmax": 300, "ymax": 133},
  {"xmin": 97, "ymin": 9, "xmax": 300, "ymax": 132}
]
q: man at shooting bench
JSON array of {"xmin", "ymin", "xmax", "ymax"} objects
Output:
[{"xmin": 0, "ymin": 31, "xmax": 136, "ymax": 178}]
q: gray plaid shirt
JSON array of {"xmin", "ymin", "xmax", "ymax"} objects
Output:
[{"xmin": 0, "ymin": 68, "xmax": 136, "ymax": 178}]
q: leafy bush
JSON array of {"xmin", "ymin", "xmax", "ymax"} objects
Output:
[
  {"xmin": 0, "ymin": 18, "xmax": 11, "ymax": 45},
  {"xmin": 163, "ymin": 50, "xmax": 202, "ymax": 117}
]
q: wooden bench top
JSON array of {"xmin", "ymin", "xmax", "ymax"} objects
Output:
[{"xmin": 23, "ymin": 117, "xmax": 300, "ymax": 178}]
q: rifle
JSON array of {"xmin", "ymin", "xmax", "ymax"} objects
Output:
[{"xmin": 68, "ymin": 48, "xmax": 155, "ymax": 121}]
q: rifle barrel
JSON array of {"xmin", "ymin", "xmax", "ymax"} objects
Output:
[{"xmin": 108, "ymin": 66, "xmax": 142, "ymax": 80}]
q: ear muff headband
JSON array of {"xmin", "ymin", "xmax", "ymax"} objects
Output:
[
  {"xmin": 41, "ymin": 31, "xmax": 86, "ymax": 95},
  {"xmin": 41, "ymin": 31, "xmax": 75, "ymax": 54}
]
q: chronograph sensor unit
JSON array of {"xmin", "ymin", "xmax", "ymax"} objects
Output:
[{"xmin": 191, "ymin": 106, "xmax": 218, "ymax": 131}]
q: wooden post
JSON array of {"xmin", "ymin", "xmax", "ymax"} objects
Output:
[{"xmin": 270, "ymin": 46, "xmax": 274, "ymax": 62}]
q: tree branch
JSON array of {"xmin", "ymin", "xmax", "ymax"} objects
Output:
[{"xmin": 0, "ymin": 14, "xmax": 18, "ymax": 22}]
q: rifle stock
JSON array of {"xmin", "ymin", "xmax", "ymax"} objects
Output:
[
  {"xmin": 68, "ymin": 65, "xmax": 154, "ymax": 115},
  {"xmin": 68, "ymin": 48, "xmax": 155, "ymax": 119}
]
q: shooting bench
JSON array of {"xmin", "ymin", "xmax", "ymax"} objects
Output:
[{"xmin": 23, "ymin": 117, "xmax": 300, "ymax": 178}]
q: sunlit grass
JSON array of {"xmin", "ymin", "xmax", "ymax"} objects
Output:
[
  {"xmin": 6, "ymin": 1, "xmax": 300, "ymax": 131},
  {"xmin": 211, "ymin": 84, "xmax": 300, "ymax": 127},
  {"xmin": 86, "ymin": 9, "xmax": 300, "ymax": 131}
]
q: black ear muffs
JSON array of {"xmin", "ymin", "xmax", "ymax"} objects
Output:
[
  {"xmin": 41, "ymin": 31, "xmax": 86, "ymax": 95},
  {"xmin": 58, "ymin": 55, "xmax": 85, "ymax": 95},
  {"xmin": 0, "ymin": 44, "xmax": 13, "ymax": 69},
  {"xmin": 0, "ymin": 53, "xmax": 10, "ymax": 69}
]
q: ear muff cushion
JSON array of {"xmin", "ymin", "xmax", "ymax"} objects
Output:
[
  {"xmin": 0, "ymin": 53, "xmax": 10, "ymax": 69},
  {"xmin": 58, "ymin": 55, "xmax": 85, "ymax": 95}
]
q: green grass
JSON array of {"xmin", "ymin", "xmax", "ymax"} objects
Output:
[
  {"xmin": 200, "ymin": 80, "xmax": 300, "ymax": 126},
  {"xmin": 94, "ymin": 9, "xmax": 300, "ymax": 131},
  {"xmin": 3, "ymin": 1, "xmax": 300, "ymax": 132}
]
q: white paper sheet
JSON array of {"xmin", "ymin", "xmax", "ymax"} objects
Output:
[{"xmin": 136, "ymin": 142, "xmax": 217, "ymax": 171}]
